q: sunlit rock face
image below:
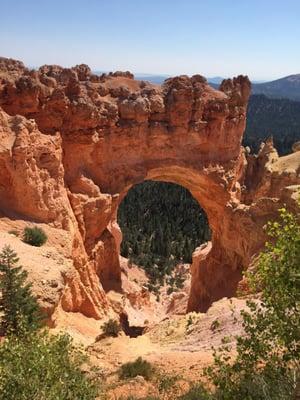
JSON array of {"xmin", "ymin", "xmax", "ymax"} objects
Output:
[{"xmin": 0, "ymin": 56, "xmax": 299, "ymax": 319}]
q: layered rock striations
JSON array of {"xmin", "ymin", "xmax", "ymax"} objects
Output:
[{"xmin": 0, "ymin": 56, "xmax": 299, "ymax": 320}]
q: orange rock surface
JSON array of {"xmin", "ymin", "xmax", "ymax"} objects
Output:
[{"xmin": 0, "ymin": 56, "xmax": 299, "ymax": 322}]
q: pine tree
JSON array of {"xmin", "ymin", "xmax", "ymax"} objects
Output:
[
  {"xmin": 0, "ymin": 245, "xmax": 43, "ymax": 336},
  {"xmin": 121, "ymin": 240, "xmax": 130, "ymax": 258}
]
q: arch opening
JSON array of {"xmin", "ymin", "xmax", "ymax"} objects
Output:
[{"xmin": 117, "ymin": 180, "xmax": 211, "ymax": 296}]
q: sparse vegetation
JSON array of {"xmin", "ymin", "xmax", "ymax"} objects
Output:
[
  {"xmin": 203, "ymin": 206, "xmax": 300, "ymax": 399},
  {"xmin": 23, "ymin": 226, "xmax": 47, "ymax": 247},
  {"xmin": 157, "ymin": 373, "xmax": 179, "ymax": 394},
  {"xmin": 210, "ymin": 319, "xmax": 220, "ymax": 332},
  {"xmin": 186, "ymin": 315, "xmax": 193, "ymax": 330},
  {"xmin": 119, "ymin": 357, "xmax": 155, "ymax": 381},
  {"xmin": 166, "ymin": 286, "xmax": 174, "ymax": 295},
  {"xmin": 166, "ymin": 271, "xmax": 185, "ymax": 294},
  {"xmin": 101, "ymin": 319, "xmax": 122, "ymax": 337}
]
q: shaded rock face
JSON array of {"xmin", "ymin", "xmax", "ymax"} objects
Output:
[{"xmin": 0, "ymin": 56, "xmax": 299, "ymax": 318}]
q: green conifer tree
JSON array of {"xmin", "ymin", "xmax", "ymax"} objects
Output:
[{"xmin": 0, "ymin": 245, "xmax": 43, "ymax": 336}]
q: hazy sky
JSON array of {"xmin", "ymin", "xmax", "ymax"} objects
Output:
[{"xmin": 1, "ymin": 0, "xmax": 300, "ymax": 80}]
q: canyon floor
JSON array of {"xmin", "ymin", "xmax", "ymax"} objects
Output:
[
  {"xmin": 86, "ymin": 296, "xmax": 247, "ymax": 399},
  {"xmin": 52, "ymin": 258, "xmax": 247, "ymax": 400}
]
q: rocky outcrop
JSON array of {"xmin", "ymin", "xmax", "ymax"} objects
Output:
[
  {"xmin": 188, "ymin": 141, "xmax": 300, "ymax": 311},
  {"xmin": 0, "ymin": 56, "xmax": 299, "ymax": 320},
  {"xmin": 0, "ymin": 109, "xmax": 109, "ymax": 319}
]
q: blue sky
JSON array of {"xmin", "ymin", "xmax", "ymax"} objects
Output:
[{"xmin": 1, "ymin": 0, "xmax": 300, "ymax": 80}]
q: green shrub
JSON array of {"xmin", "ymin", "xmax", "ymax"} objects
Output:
[
  {"xmin": 210, "ymin": 319, "xmax": 220, "ymax": 332},
  {"xmin": 0, "ymin": 331, "xmax": 98, "ymax": 400},
  {"xmin": 213, "ymin": 370, "xmax": 294, "ymax": 400},
  {"xmin": 0, "ymin": 245, "xmax": 43, "ymax": 336},
  {"xmin": 101, "ymin": 319, "xmax": 121, "ymax": 337},
  {"xmin": 157, "ymin": 373, "xmax": 179, "ymax": 393},
  {"xmin": 186, "ymin": 315, "xmax": 193, "ymax": 330},
  {"xmin": 167, "ymin": 286, "xmax": 174, "ymax": 295},
  {"xmin": 23, "ymin": 226, "xmax": 47, "ymax": 247},
  {"xmin": 119, "ymin": 357, "xmax": 155, "ymax": 381},
  {"xmin": 178, "ymin": 384, "xmax": 212, "ymax": 400}
]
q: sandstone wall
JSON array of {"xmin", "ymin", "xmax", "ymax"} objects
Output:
[{"xmin": 0, "ymin": 57, "xmax": 299, "ymax": 319}]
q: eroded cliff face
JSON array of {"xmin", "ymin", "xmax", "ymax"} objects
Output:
[{"xmin": 0, "ymin": 56, "xmax": 299, "ymax": 321}]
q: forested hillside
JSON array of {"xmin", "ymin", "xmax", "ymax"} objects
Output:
[
  {"xmin": 251, "ymin": 74, "xmax": 300, "ymax": 101},
  {"xmin": 118, "ymin": 182, "xmax": 210, "ymax": 286},
  {"xmin": 244, "ymin": 94, "xmax": 300, "ymax": 154}
]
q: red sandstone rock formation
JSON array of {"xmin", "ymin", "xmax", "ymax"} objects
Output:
[{"xmin": 0, "ymin": 56, "xmax": 299, "ymax": 320}]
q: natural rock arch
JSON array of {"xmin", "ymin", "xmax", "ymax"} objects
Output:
[
  {"xmin": 112, "ymin": 163, "xmax": 245, "ymax": 312},
  {"xmin": 0, "ymin": 57, "xmax": 299, "ymax": 320}
]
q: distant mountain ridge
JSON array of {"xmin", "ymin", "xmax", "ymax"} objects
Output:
[{"xmin": 252, "ymin": 74, "xmax": 300, "ymax": 101}]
